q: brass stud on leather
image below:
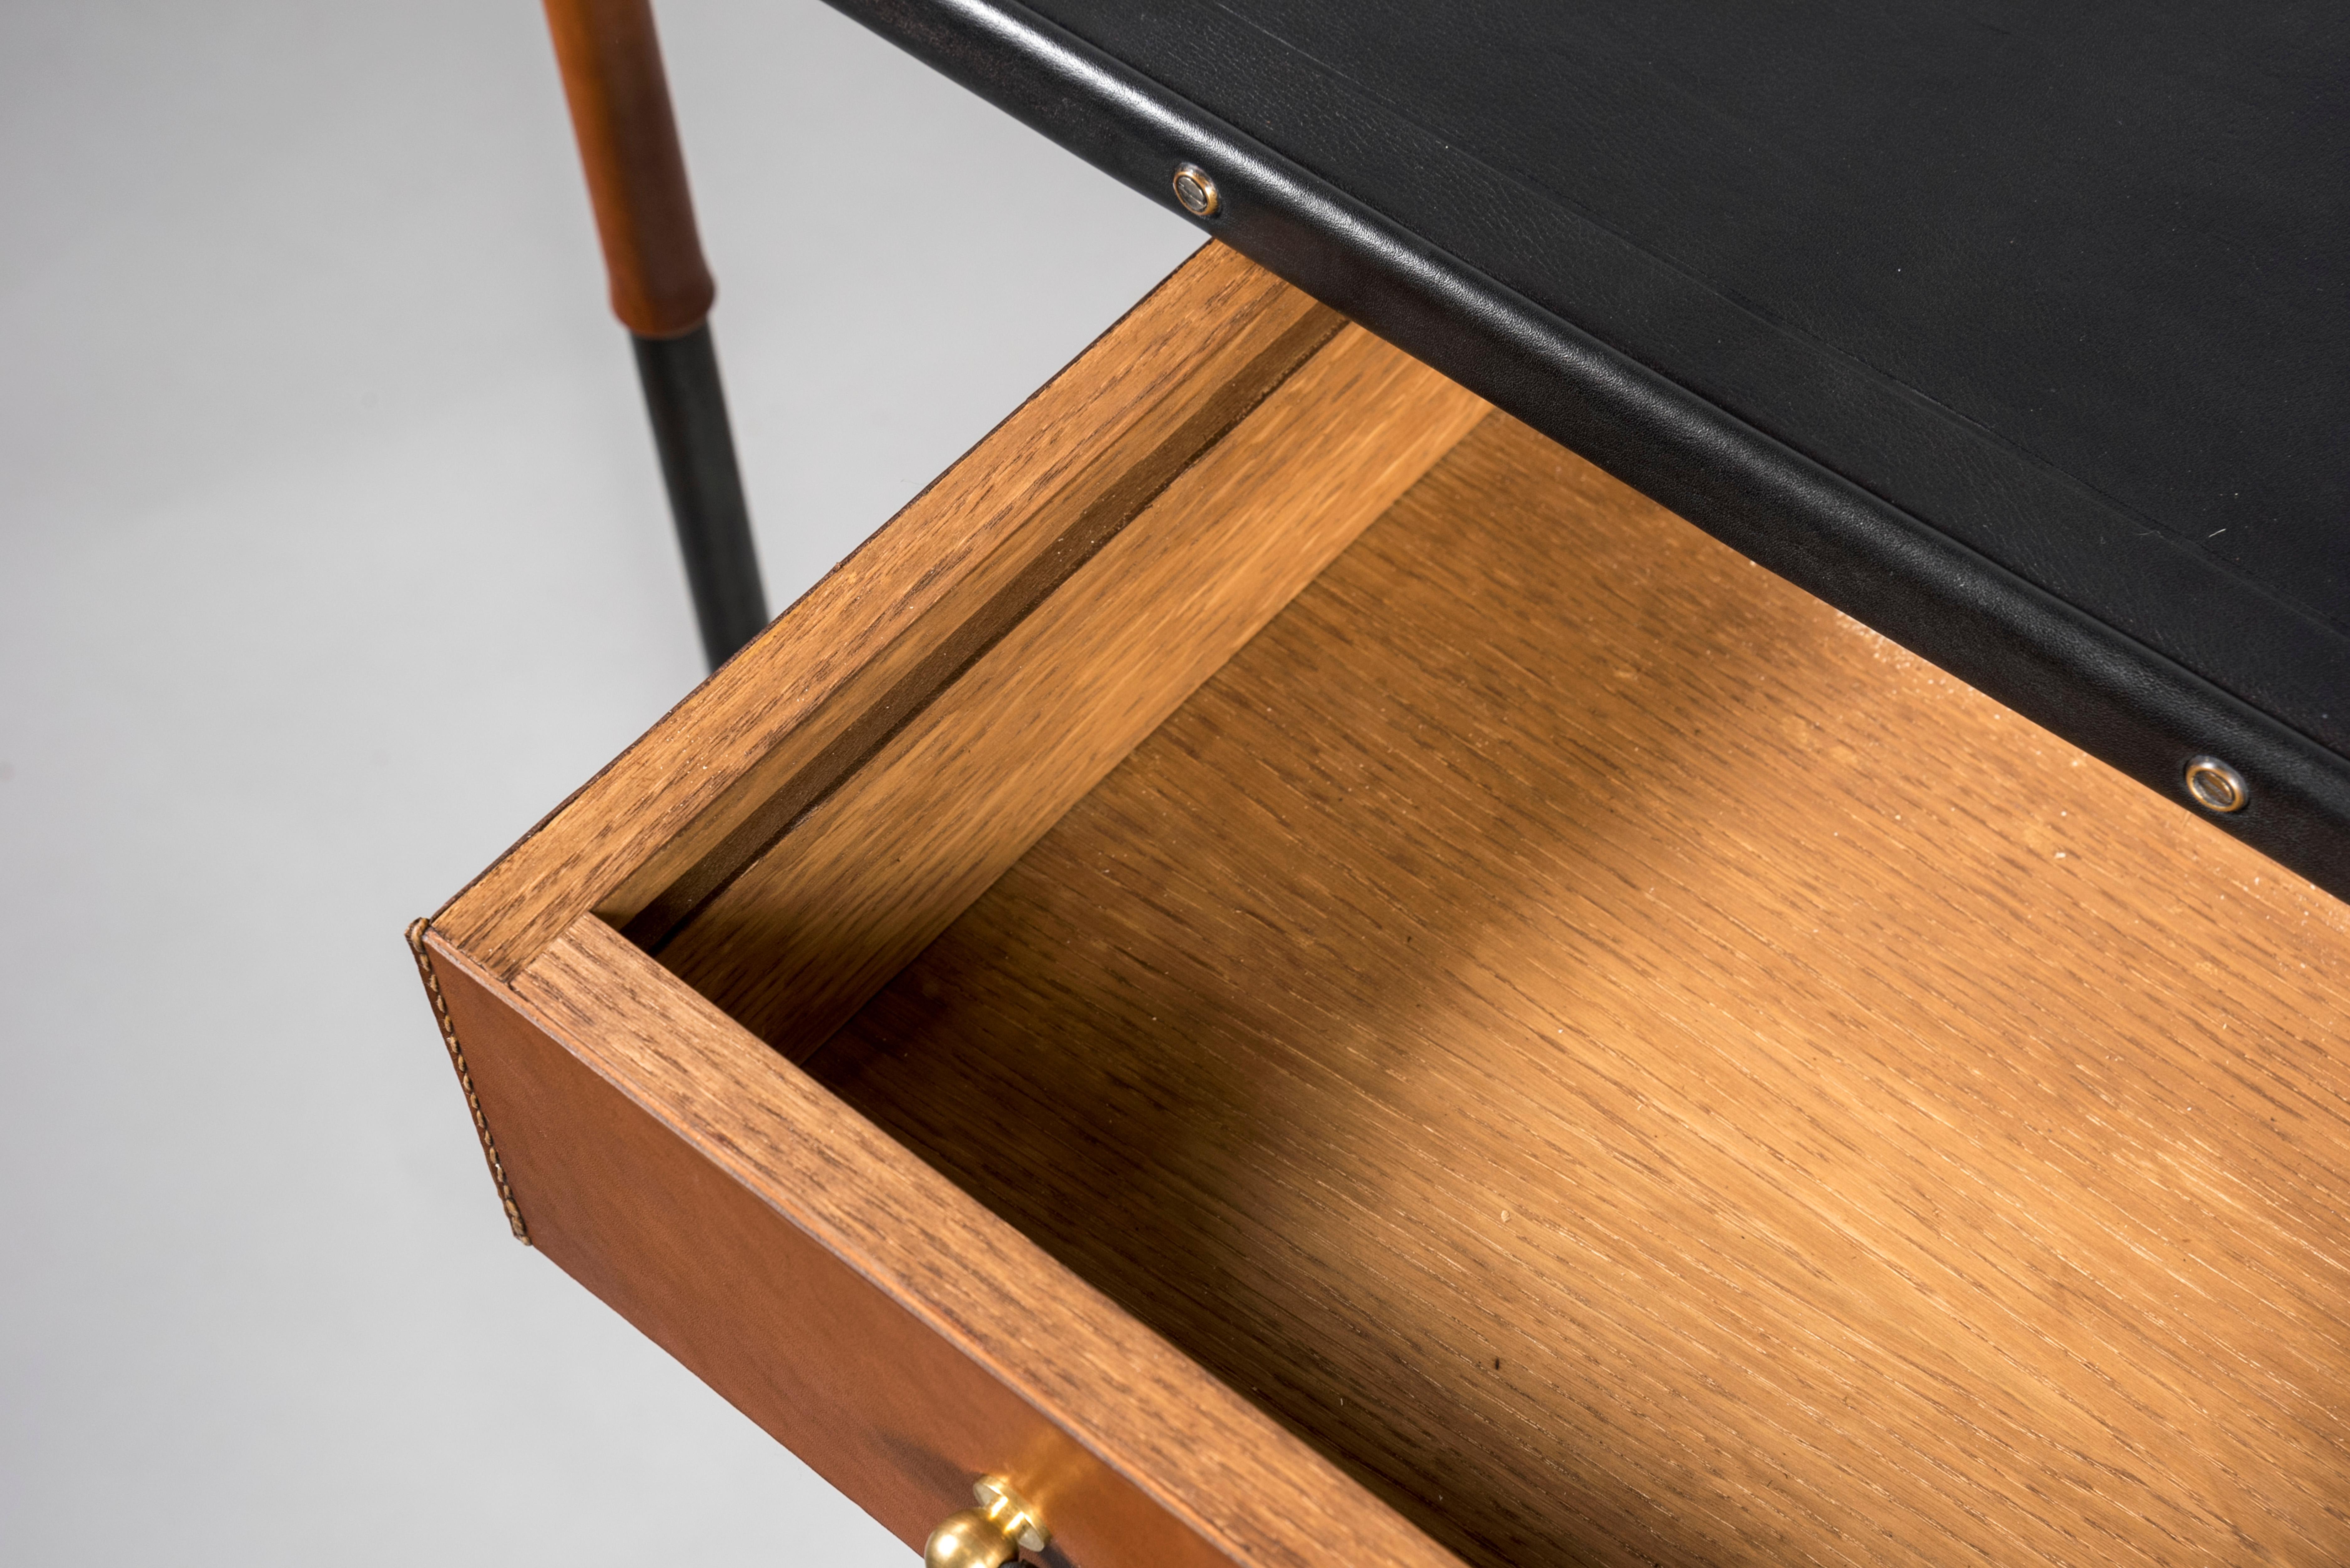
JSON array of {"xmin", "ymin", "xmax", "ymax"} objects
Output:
[
  {"xmin": 2184, "ymin": 755, "xmax": 2248, "ymax": 813},
  {"xmin": 923, "ymin": 1475, "xmax": 1050, "ymax": 1568},
  {"xmin": 1173, "ymin": 163, "xmax": 1222, "ymax": 217}
]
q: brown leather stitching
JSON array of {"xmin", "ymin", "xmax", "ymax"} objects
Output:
[{"xmin": 406, "ymin": 919, "xmax": 531, "ymax": 1244}]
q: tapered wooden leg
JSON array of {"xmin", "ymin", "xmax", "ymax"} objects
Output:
[{"xmin": 544, "ymin": 0, "xmax": 768, "ymax": 670}]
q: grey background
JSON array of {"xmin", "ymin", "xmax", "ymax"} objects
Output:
[{"xmin": 0, "ymin": 0, "xmax": 1197, "ymax": 1560}]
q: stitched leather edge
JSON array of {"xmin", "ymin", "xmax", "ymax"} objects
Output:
[{"xmin": 406, "ymin": 918, "xmax": 532, "ymax": 1245}]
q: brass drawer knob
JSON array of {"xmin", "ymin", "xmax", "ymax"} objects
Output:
[{"xmin": 924, "ymin": 1475, "xmax": 1051, "ymax": 1568}]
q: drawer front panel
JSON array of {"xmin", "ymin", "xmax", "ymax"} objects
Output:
[
  {"xmin": 426, "ymin": 929, "xmax": 1239, "ymax": 1568},
  {"xmin": 424, "ymin": 921, "xmax": 1458, "ymax": 1568}
]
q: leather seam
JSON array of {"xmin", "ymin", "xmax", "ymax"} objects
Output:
[{"xmin": 406, "ymin": 918, "xmax": 533, "ymax": 1245}]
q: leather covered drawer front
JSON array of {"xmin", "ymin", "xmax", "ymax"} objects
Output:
[{"xmin": 417, "ymin": 242, "xmax": 2350, "ymax": 1568}]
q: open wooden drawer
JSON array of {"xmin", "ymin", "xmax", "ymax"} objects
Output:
[{"xmin": 411, "ymin": 243, "xmax": 2350, "ymax": 1568}]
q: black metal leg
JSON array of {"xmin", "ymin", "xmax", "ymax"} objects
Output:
[{"xmin": 631, "ymin": 323, "xmax": 768, "ymax": 670}]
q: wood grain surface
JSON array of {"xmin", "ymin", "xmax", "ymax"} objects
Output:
[
  {"xmin": 659, "ymin": 322, "xmax": 1487, "ymax": 1053},
  {"xmin": 433, "ymin": 244, "xmax": 1339, "ymax": 978},
  {"xmin": 455, "ymin": 914, "xmax": 1467, "ymax": 1568},
  {"xmin": 811, "ymin": 415, "xmax": 2350, "ymax": 1568}
]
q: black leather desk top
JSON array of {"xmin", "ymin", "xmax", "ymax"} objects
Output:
[{"xmin": 835, "ymin": 0, "xmax": 2350, "ymax": 896}]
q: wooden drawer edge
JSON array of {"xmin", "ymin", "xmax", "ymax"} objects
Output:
[{"xmin": 434, "ymin": 244, "xmax": 1343, "ymax": 981}]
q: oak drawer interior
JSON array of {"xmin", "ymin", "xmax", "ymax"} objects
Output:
[
  {"xmin": 804, "ymin": 404, "xmax": 2350, "ymax": 1568},
  {"xmin": 655, "ymin": 406, "xmax": 2347, "ymax": 1562},
  {"xmin": 434, "ymin": 244, "xmax": 2349, "ymax": 1568}
]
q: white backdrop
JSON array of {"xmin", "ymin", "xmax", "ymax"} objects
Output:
[{"xmin": 0, "ymin": 1, "xmax": 1198, "ymax": 1560}]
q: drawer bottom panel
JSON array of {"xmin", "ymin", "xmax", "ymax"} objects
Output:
[{"xmin": 801, "ymin": 416, "xmax": 2350, "ymax": 1568}]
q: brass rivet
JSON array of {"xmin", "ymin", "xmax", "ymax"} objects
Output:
[
  {"xmin": 923, "ymin": 1476, "xmax": 1050, "ymax": 1568},
  {"xmin": 2184, "ymin": 755, "xmax": 2248, "ymax": 814},
  {"xmin": 971, "ymin": 1476, "xmax": 1049, "ymax": 1555},
  {"xmin": 1172, "ymin": 163, "xmax": 1221, "ymax": 217}
]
